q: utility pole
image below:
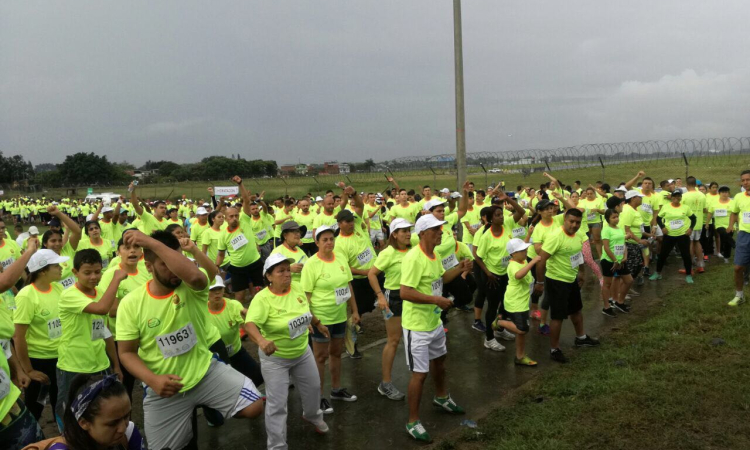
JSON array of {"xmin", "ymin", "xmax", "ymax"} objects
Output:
[{"xmin": 453, "ymin": 0, "xmax": 467, "ymax": 191}]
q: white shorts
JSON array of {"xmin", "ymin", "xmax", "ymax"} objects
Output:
[
  {"xmin": 690, "ymin": 230, "xmax": 701, "ymax": 241},
  {"xmin": 403, "ymin": 326, "xmax": 447, "ymax": 373},
  {"xmin": 655, "ymin": 227, "xmax": 664, "ymax": 237},
  {"xmin": 370, "ymin": 228, "xmax": 385, "ymax": 242}
]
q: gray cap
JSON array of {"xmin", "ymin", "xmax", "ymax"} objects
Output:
[{"xmin": 280, "ymin": 220, "xmax": 307, "ymax": 238}]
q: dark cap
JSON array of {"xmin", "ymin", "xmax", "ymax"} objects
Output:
[
  {"xmin": 535, "ymin": 199, "xmax": 556, "ymax": 211},
  {"xmin": 280, "ymin": 220, "xmax": 307, "ymax": 238},
  {"xmin": 336, "ymin": 209, "xmax": 355, "ymax": 222}
]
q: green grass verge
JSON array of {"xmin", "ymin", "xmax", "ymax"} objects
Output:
[{"xmin": 449, "ymin": 263, "xmax": 750, "ymax": 450}]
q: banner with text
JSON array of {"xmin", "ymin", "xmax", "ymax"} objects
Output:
[{"xmin": 214, "ymin": 186, "xmax": 239, "ymax": 196}]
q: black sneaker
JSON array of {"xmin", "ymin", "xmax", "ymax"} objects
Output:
[
  {"xmin": 614, "ymin": 303, "xmax": 630, "ymax": 314},
  {"xmin": 608, "ymin": 298, "xmax": 616, "ymax": 309},
  {"xmin": 550, "ymin": 348, "xmax": 568, "ymax": 364},
  {"xmin": 346, "ymin": 347, "xmax": 362, "ymax": 359},
  {"xmin": 574, "ymin": 335, "xmax": 601, "ymax": 347},
  {"xmin": 320, "ymin": 398, "xmax": 334, "ymax": 414},
  {"xmin": 331, "ymin": 388, "xmax": 358, "ymax": 402},
  {"xmin": 601, "ymin": 307, "xmax": 616, "ymax": 318}
]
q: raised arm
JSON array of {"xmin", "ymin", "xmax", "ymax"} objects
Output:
[
  {"xmin": 0, "ymin": 238, "xmax": 37, "ymax": 291},
  {"xmin": 125, "ymin": 230, "xmax": 208, "ymax": 290},
  {"xmin": 128, "ymin": 182, "xmax": 144, "ymax": 216},
  {"xmin": 455, "ymin": 181, "xmax": 470, "ymax": 219},
  {"xmin": 624, "ymin": 171, "xmax": 645, "ymax": 190},
  {"xmin": 48, "ymin": 205, "xmax": 82, "ymax": 249}
]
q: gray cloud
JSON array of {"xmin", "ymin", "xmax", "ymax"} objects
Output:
[{"xmin": 2, "ymin": 1, "xmax": 750, "ymax": 166}]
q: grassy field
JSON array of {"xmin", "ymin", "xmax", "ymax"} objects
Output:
[
  {"xmin": 8, "ymin": 155, "xmax": 750, "ymax": 201},
  {"xmin": 437, "ymin": 262, "xmax": 750, "ymax": 450}
]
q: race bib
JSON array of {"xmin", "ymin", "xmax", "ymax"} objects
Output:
[
  {"xmin": 288, "ymin": 312, "xmax": 313, "ymax": 340},
  {"xmin": 372, "ymin": 214, "xmax": 380, "ymax": 223},
  {"xmin": 334, "ymin": 286, "xmax": 351, "ymax": 305},
  {"xmin": 471, "ymin": 223, "xmax": 481, "ymax": 230},
  {"xmin": 587, "ymin": 213, "xmax": 596, "ymax": 221},
  {"xmin": 303, "ymin": 229, "xmax": 313, "ymax": 239},
  {"xmin": 0, "ymin": 258, "xmax": 13, "ymax": 269},
  {"xmin": 640, "ymin": 224, "xmax": 645, "ymax": 234},
  {"xmin": 356, "ymin": 248, "xmax": 373, "ymax": 265},
  {"xmin": 101, "ymin": 258, "xmax": 109, "ymax": 270},
  {"xmin": 512, "ymin": 227, "xmax": 526, "ymax": 238},
  {"xmin": 230, "ymin": 233, "xmax": 249, "ymax": 251},
  {"xmin": 669, "ymin": 219, "xmax": 684, "ymax": 230},
  {"xmin": 641, "ymin": 203, "xmax": 653, "ymax": 214},
  {"xmin": 570, "ymin": 252, "xmax": 584, "ymax": 268},
  {"xmin": 47, "ymin": 318, "xmax": 62, "ymax": 340},
  {"xmin": 713, "ymin": 209, "xmax": 727, "ymax": 218},
  {"xmin": 91, "ymin": 318, "xmax": 107, "ymax": 340},
  {"xmin": 0, "ymin": 369, "xmax": 9, "ymax": 400},
  {"xmin": 0, "ymin": 339, "xmax": 10, "ymax": 359},
  {"xmin": 156, "ymin": 323, "xmax": 198, "ymax": 359},
  {"xmin": 501, "ymin": 255, "xmax": 512, "ymax": 266},
  {"xmin": 431, "ymin": 279, "xmax": 444, "ymax": 297},
  {"xmin": 255, "ymin": 229, "xmax": 268, "ymax": 241},
  {"xmin": 60, "ymin": 276, "xmax": 75, "ymax": 289},
  {"xmin": 441, "ymin": 253, "xmax": 458, "ymax": 270},
  {"xmin": 614, "ymin": 245, "xmax": 625, "ymax": 257},
  {"xmin": 331, "ymin": 223, "xmax": 340, "ymax": 232},
  {"xmin": 743, "ymin": 212, "xmax": 750, "ymax": 224},
  {"xmin": 225, "ymin": 344, "xmax": 234, "ymax": 356}
]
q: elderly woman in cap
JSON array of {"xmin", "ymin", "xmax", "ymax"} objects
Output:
[
  {"xmin": 300, "ymin": 224, "xmax": 359, "ymax": 414},
  {"xmin": 270, "ymin": 221, "xmax": 308, "ymax": 284},
  {"xmin": 245, "ymin": 253, "xmax": 329, "ymax": 449}
]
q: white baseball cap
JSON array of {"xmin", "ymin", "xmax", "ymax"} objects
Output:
[
  {"xmin": 390, "ymin": 218, "xmax": 412, "ymax": 232},
  {"xmin": 315, "ymin": 196, "xmax": 323, "ymax": 202},
  {"xmin": 210, "ymin": 275, "xmax": 225, "ymax": 290},
  {"xmin": 625, "ymin": 190, "xmax": 644, "ymax": 200},
  {"xmin": 28, "ymin": 226, "xmax": 40, "ymax": 236},
  {"xmin": 27, "ymin": 249, "xmax": 69, "ymax": 273},
  {"xmin": 423, "ymin": 199, "xmax": 444, "ymax": 211},
  {"xmin": 667, "ymin": 179, "xmax": 675, "ymax": 184},
  {"xmin": 314, "ymin": 224, "xmax": 337, "ymax": 241},
  {"xmin": 414, "ymin": 215, "xmax": 446, "ymax": 234},
  {"xmin": 506, "ymin": 238, "xmax": 531, "ymax": 255},
  {"xmin": 263, "ymin": 253, "xmax": 295, "ymax": 275},
  {"xmin": 196, "ymin": 207, "xmax": 208, "ymax": 215},
  {"xmin": 440, "ymin": 188, "xmax": 450, "ymax": 194},
  {"xmin": 102, "ymin": 206, "xmax": 114, "ymax": 213},
  {"xmin": 615, "ymin": 186, "xmax": 628, "ymax": 193},
  {"xmin": 202, "ymin": 203, "xmax": 210, "ymax": 207},
  {"xmin": 450, "ymin": 191, "xmax": 462, "ymax": 199}
]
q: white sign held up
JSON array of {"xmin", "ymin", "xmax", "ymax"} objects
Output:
[{"xmin": 214, "ymin": 186, "xmax": 239, "ymax": 196}]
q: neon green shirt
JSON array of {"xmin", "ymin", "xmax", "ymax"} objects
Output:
[
  {"xmin": 658, "ymin": 203, "xmax": 694, "ymax": 236},
  {"xmin": 505, "ymin": 260, "xmax": 532, "ymax": 313},
  {"xmin": 189, "ymin": 221, "xmax": 211, "ymax": 244},
  {"xmin": 117, "ymin": 270, "xmax": 214, "ymax": 393},
  {"xmin": 99, "ymin": 264, "xmax": 152, "ymax": 337},
  {"xmin": 246, "ymin": 284, "xmax": 312, "ymax": 359},
  {"xmin": 731, "ymin": 192, "xmax": 750, "ymax": 233},
  {"xmin": 541, "ymin": 226, "xmax": 588, "ymax": 283},
  {"xmin": 374, "ymin": 246, "xmax": 409, "ymax": 291},
  {"xmin": 0, "ymin": 239, "xmax": 20, "ymax": 272},
  {"xmin": 400, "ymin": 246, "xmax": 445, "ymax": 332},
  {"xmin": 208, "ymin": 298, "xmax": 245, "ymax": 357},
  {"xmin": 639, "ymin": 192, "xmax": 660, "ymax": 224},
  {"xmin": 580, "ymin": 197, "xmax": 604, "ymax": 224},
  {"xmin": 335, "ymin": 226, "xmax": 376, "ymax": 280},
  {"xmin": 601, "ymin": 225, "xmax": 626, "ymax": 263},
  {"xmin": 77, "ymin": 239, "xmax": 115, "ymax": 270},
  {"xmin": 0, "ymin": 351, "xmax": 20, "ymax": 422},
  {"xmin": 619, "ymin": 204, "xmax": 644, "ymax": 245},
  {"xmin": 270, "ymin": 244, "xmax": 308, "ymax": 284},
  {"xmin": 300, "ymin": 253, "xmax": 353, "ymax": 325},
  {"xmin": 682, "ymin": 190, "xmax": 706, "ymax": 229},
  {"xmin": 218, "ymin": 211, "xmax": 261, "ymax": 268},
  {"xmin": 137, "ymin": 211, "xmax": 169, "ymax": 235},
  {"xmin": 294, "ymin": 211, "xmax": 317, "ymax": 243},
  {"xmin": 710, "ymin": 198, "xmax": 733, "ymax": 229},
  {"xmin": 57, "ymin": 285, "xmax": 111, "ymax": 373},
  {"xmin": 476, "ymin": 225, "xmax": 512, "ymax": 275},
  {"xmin": 14, "ymin": 283, "xmax": 64, "ymax": 359}
]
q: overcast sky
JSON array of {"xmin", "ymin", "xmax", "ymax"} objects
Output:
[{"xmin": 2, "ymin": 1, "xmax": 750, "ymax": 167}]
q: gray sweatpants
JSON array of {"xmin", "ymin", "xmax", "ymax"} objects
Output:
[{"xmin": 260, "ymin": 346, "xmax": 322, "ymax": 450}]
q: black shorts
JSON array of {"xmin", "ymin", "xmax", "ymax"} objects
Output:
[
  {"xmin": 384, "ymin": 288, "xmax": 403, "ymax": 317},
  {"xmin": 544, "ymin": 277, "xmax": 583, "ymax": 321},
  {"xmin": 228, "ymin": 258, "xmax": 264, "ymax": 292},
  {"xmin": 352, "ymin": 275, "xmax": 383, "ymax": 316},
  {"xmin": 503, "ymin": 310, "xmax": 530, "ymax": 333},
  {"xmin": 311, "ymin": 320, "xmax": 346, "ymax": 342},
  {"xmin": 601, "ymin": 259, "xmax": 631, "ymax": 277}
]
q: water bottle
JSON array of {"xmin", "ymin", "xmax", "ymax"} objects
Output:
[
  {"xmin": 375, "ymin": 301, "xmax": 393, "ymax": 320},
  {"xmin": 37, "ymin": 383, "xmax": 49, "ymax": 406}
]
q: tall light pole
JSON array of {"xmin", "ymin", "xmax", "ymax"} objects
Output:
[{"xmin": 453, "ymin": 0, "xmax": 467, "ymax": 190}]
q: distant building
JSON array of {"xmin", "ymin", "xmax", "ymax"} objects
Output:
[
  {"xmin": 323, "ymin": 161, "xmax": 340, "ymax": 175},
  {"xmin": 339, "ymin": 163, "xmax": 350, "ymax": 175},
  {"xmin": 279, "ymin": 165, "xmax": 296, "ymax": 176},
  {"xmin": 127, "ymin": 169, "xmax": 158, "ymax": 179},
  {"xmin": 295, "ymin": 164, "xmax": 308, "ymax": 175}
]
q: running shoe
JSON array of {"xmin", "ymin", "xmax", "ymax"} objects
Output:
[
  {"xmin": 602, "ymin": 307, "xmax": 616, "ymax": 318},
  {"xmin": 724, "ymin": 258, "xmax": 730, "ymax": 264},
  {"xmin": 471, "ymin": 320, "xmax": 486, "ymax": 333},
  {"xmin": 538, "ymin": 324, "xmax": 551, "ymax": 335},
  {"xmin": 432, "ymin": 394, "xmax": 465, "ymax": 414},
  {"xmin": 614, "ymin": 303, "xmax": 630, "ymax": 314},
  {"xmin": 331, "ymin": 388, "xmax": 358, "ymax": 402},
  {"xmin": 636, "ymin": 275, "xmax": 645, "ymax": 286},
  {"xmin": 728, "ymin": 296, "xmax": 745, "ymax": 307},
  {"xmin": 346, "ymin": 346, "xmax": 362, "ymax": 359},
  {"xmin": 649, "ymin": 273, "xmax": 662, "ymax": 281},
  {"xmin": 703, "ymin": 255, "xmax": 709, "ymax": 262},
  {"xmin": 643, "ymin": 267, "xmax": 651, "ymax": 277},
  {"xmin": 378, "ymin": 382, "xmax": 405, "ymax": 401},
  {"xmin": 574, "ymin": 335, "xmax": 601, "ymax": 347},
  {"xmin": 514, "ymin": 355, "xmax": 538, "ymax": 366},
  {"xmin": 628, "ymin": 289, "xmax": 641, "ymax": 297},
  {"xmin": 484, "ymin": 338, "xmax": 506, "ymax": 352},
  {"xmin": 685, "ymin": 275, "xmax": 694, "ymax": 284},
  {"xmin": 302, "ymin": 415, "xmax": 329, "ymax": 434},
  {"xmin": 678, "ymin": 269, "xmax": 686, "ymax": 274},
  {"xmin": 356, "ymin": 324, "xmax": 364, "ymax": 334},
  {"xmin": 406, "ymin": 421, "xmax": 431, "ymax": 442},
  {"xmin": 530, "ymin": 309, "xmax": 542, "ymax": 320},
  {"xmin": 697, "ymin": 267, "xmax": 705, "ymax": 274},
  {"xmin": 625, "ymin": 295, "xmax": 632, "ymax": 301},
  {"xmin": 550, "ymin": 348, "xmax": 568, "ymax": 363},
  {"xmin": 320, "ymin": 398, "xmax": 334, "ymax": 414},
  {"xmin": 495, "ymin": 329, "xmax": 516, "ymax": 341}
]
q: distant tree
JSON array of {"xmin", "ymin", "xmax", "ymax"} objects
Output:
[
  {"xmin": 362, "ymin": 158, "xmax": 375, "ymax": 172},
  {"xmin": 57, "ymin": 152, "xmax": 126, "ymax": 185},
  {"xmin": 0, "ymin": 152, "xmax": 35, "ymax": 183},
  {"xmin": 34, "ymin": 163, "xmax": 57, "ymax": 173}
]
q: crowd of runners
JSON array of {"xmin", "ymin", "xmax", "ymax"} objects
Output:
[{"xmin": 0, "ymin": 168, "xmax": 749, "ymax": 449}]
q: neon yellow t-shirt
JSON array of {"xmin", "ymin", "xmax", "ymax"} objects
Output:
[
  {"xmin": 117, "ymin": 270, "xmax": 213, "ymax": 392},
  {"xmin": 99, "ymin": 264, "xmax": 152, "ymax": 337},
  {"xmin": 601, "ymin": 225, "xmax": 625, "ymax": 263},
  {"xmin": 312, "ymin": 210, "xmax": 338, "ymax": 235},
  {"xmin": 294, "ymin": 211, "xmax": 316, "ymax": 243},
  {"xmin": 14, "ymin": 283, "xmax": 64, "ymax": 359},
  {"xmin": 476, "ymin": 225, "xmax": 512, "ymax": 275},
  {"xmin": 137, "ymin": 211, "xmax": 169, "ymax": 235},
  {"xmin": 57, "ymin": 285, "xmax": 111, "ymax": 374},
  {"xmin": 218, "ymin": 211, "xmax": 261, "ymax": 267},
  {"xmin": 246, "ymin": 283, "xmax": 312, "ymax": 359},
  {"xmin": 731, "ymin": 192, "xmax": 750, "ymax": 233},
  {"xmin": 0, "ymin": 239, "xmax": 20, "ymax": 272},
  {"xmin": 682, "ymin": 190, "xmax": 706, "ymax": 229},
  {"xmin": 710, "ymin": 198, "xmax": 733, "ymax": 229},
  {"xmin": 505, "ymin": 260, "xmax": 532, "ymax": 313},
  {"xmin": 658, "ymin": 203, "xmax": 694, "ymax": 236},
  {"xmin": 335, "ymin": 226, "xmax": 376, "ymax": 280},
  {"xmin": 189, "ymin": 221, "xmax": 211, "ymax": 244},
  {"xmin": 270, "ymin": 244, "xmax": 308, "ymax": 284},
  {"xmin": 619, "ymin": 204, "xmax": 644, "ymax": 245},
  {"xmin": 208, "ymin": 298, "xmax": 245, "ymax": 357},
  {"xmin": 580, "ymin": 198, "xmax": 604, "ymax": 224},
  {"xmin": 374, "ymin": 246, "xmax": 409, "ymax": 291},
  {"xmin": 399, "ymin": 246, "xmax": 445, "ymax": 332},
  {"xmin": 300, "ymin": 253, "xmax": 353, "ymax": 325},
  {"xmin": 0, "ymin": 351, "xmax": 20, "ymax": 421},
  {"xmin": 199, "ymin": 228, "xmax": 223, "ymax": 265},
  {"xmin": 541, "ymin": 226, "xmax": 588, "ymax": 283},
  {"xmin": 639, "ymin": 192, "xmax": 660, "ymax": 224},
  {"xmin": 77, "ymin": 239, "xmax": 115, "ymax": 270}
]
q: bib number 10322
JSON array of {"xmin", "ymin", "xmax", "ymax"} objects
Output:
[{"xmin": 156, "ymin": 323, "xmax": 198, "ymax": 359}]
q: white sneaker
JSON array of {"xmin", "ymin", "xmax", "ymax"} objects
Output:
[
  {"xmin": 494, "ymin": 329, "xmax": 516, "ymax": 341},
  {"xmin": 625, "ymin": 295, "xmax": 632, "ymax": 301},
  {"xmin": 302, "ymin": 415, "xmax": 329, "ymax": 434},
  {"xmin": 484, "ymin": 338, "xmax": 506, "ymax": 352},
  {"xmin": 628, "ymin": 289, "xmax": 641, "ymax": 297}
]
